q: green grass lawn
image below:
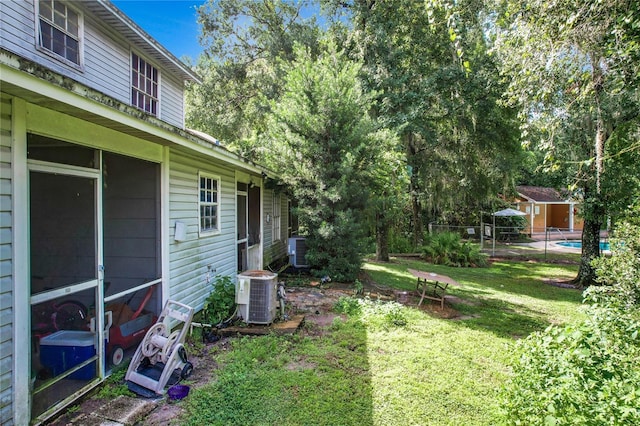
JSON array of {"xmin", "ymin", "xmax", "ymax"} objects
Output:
[{"xmin": 178, "ymin": 258, "xmax": 584, "ymax": 426}]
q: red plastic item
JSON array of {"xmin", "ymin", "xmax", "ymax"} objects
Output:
[{"xmin": 106, "ymin": 285, "xmax": 157, "ymax": 366}]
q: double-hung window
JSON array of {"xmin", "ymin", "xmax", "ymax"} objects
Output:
[
  {"xmin": 199, "ymin": 173, "xmax": 220, "ymax": 235},
  {"xmin": 131, "ymin": 53, "xmax": 159, "ymax": 115},
  {"xmin": 38, "ymin": 0, "xmax": 81, "ymax": 65}
]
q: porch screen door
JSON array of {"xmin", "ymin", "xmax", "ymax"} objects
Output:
[{"xmin": 29, "ymin": 162, "xmax": 104, "ymax": 422}]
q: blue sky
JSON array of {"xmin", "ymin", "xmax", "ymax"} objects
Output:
[{"xmin": 111, "ymin": 0, "xmax": 206, "ymax": 61}]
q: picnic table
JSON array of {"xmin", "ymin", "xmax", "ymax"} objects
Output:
[{"xmin": 408, "ymin": 269, "xmax": 461, "ymax": 309}]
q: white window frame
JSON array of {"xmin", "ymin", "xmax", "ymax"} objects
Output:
[
  {"xmin": 131, "ymin": 52, "xmax": 160, "ymax": 116},
  {"xmin": 272, "ymin": 191, "xmax": 282, "ymax": 242},
  {"xmin": 36, "ymin": 0, "xmax": 83, "ymax": 68},
  {"xmin": 199, "ymin": 172, "xmax": 221, "ymax": 236}
]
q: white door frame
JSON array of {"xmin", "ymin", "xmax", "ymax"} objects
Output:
[
  {"xmin": 235, "ymin": 173, "xmax": 263, "ymax": 271},
  {"xmin": 28, "ymin": 159, "xmax": 105, "ymax": 423}
]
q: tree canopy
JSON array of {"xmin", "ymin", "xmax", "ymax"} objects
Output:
[
  {"xmin": 187, "ymin": 0, "xmax": 322, "ymax": 157},
  {"xmin": 187, "ymin": 0, "xmax": 640, "ymax": 281},
  {"xmin": 263, "ymin": 41, "xmax": 397, "ymax": 280},
  {"xmin": 493, "ymin": 0, "xmax": 640, "ymax": 285}
]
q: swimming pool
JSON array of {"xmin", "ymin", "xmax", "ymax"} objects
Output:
[{"xmin": 556, "ymin": 240, "xmax": 610, "ymax": 251}]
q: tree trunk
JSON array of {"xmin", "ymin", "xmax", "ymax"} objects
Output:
[
  {"xmin": 573, "ymin": 184, "xmax": 605, "ymax": 287},
  {"xmin": 573, "ymin": 58, "xmax": 607, "ymax": 287},
  {"xmin": 406, "ymin": 132, "xmax": 423, "ymax": 249},
  {"xmin": 411, "ymin": 190, "xmax": 422, "ymax": 249},
  {"xmin": 375, "ymin": 211, "xmax": 390, "ymax": 261},
  {"xmin": 574, "ymin": 216, "xmax": 601, "ymax": 287}
]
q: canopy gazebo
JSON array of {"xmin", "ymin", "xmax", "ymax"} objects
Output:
[{"xmin": 491, "ymin": 208, "xmax": 528, "ymax": 256}]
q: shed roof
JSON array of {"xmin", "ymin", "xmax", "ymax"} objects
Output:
[{"xmin": 516, "ymin": 185, "xmax": 570, "ymax": 203}]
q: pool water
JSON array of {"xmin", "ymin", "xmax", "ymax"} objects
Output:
[{"xmin": 556, "ymin": 241, "xmax": 610, "ymax": 251}]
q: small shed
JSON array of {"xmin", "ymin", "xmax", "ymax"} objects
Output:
[{"xmin": 514, "ymin": 186, "xmax": 583, "ymax": 235}]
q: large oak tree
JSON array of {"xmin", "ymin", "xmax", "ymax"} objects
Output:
[{"xmin": 494, "ymin": 0, "xmax": 640, "ymax": 285}]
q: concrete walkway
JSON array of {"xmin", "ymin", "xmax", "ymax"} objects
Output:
[{"xmin": 62, "ymin": 395, "xmax": 159, "ymax": 425}]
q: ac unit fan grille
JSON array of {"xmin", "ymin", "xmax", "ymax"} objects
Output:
[
  {"xmin": 295, "ymin": 239, "xmax": 307, "ymax": 265},
  {"xmin": 248, "ymin": 279, "xmax": 274, "ymax": 323}
]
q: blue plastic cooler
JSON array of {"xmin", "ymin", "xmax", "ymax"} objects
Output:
[{"xmin": 39, "ymin": 330, "xmax": 97, "ymax": 380}]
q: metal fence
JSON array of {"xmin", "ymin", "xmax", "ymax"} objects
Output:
[
  {"xmin": 429, "ymin": 223, "xmax": 586, "ymax": 241},
  {"xmin": 428, "ymin": 223, "xmax": 597, "ymax": 257},
  {"xmin": 428, "ymin": 223, "xmax": 532, "ymax": 243}
]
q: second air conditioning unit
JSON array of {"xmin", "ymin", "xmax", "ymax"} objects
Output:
[
  {"xmin": 236, "ymin": 270, "xmax": 278, "ymax": 325},
  {"xmin": 288, "ymin": 236, "xmax": 309, "ymax": 268}
]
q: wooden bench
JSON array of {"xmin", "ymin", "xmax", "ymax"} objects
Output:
[{"xmin": 408, "ymin": 269, "xmax": 461, "ymax": 309}]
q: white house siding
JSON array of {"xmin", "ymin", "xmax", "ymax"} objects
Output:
[
  {"xmin": 0, "ymin": 1, "xmax": 185, "ymax": 129},
  {"xmin": 168, "ymin": 149, "xmax": 238, "ymax": 311},
  {"xmin": 0, "ymin": 95, "xmax": 13, "ymax": 424},
  {"xmin": 262, "ymin": 190, "xmax": 288, "ymax": 267},
  {"xmin": 82, "ymin": 15, "xmax": 131, "ymax": 104},
  {"xmin": 0, "ymin": 1, "xmax": 34, "ymax": 57},
  {"xmin": 160, "ymin": 72, "xmax": 185, "ymax": 128}
]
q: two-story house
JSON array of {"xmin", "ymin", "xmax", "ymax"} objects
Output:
[{"xmin": 0, "ymin": 1, "xmax": 290, "ymax": 423}]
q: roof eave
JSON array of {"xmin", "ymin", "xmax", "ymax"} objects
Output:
[
  {"xmin": 92, "ymin": 0, "xmax": 202, "ymax": 84},
  {"xmin": 516, "ymin": 192, "xmax": 536, "ymax": 202},
  {"xmin": 1, "ymin": 54, "xmax": 267, "ymax": 176}
]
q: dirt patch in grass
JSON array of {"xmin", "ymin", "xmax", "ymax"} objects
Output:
[
  {"xmin": 415, "ymin": 301, "xmax": 460, "ymax": 319},
  {"xmin": 48, "ymin": 398, "xmax": 103, "ymax": 425},
  {"xmin": 143, "ymin": 403, "xmax": 184, "ymax": 426},
  {"xmin": 284, "ymin": 358, "xmax": 318, "ymax": 371},
  {"xmin": 143, "ymin": 339, "xmax": 225, "ymax": 425},
  {"xmin": 182, "ymin": 343, "xmax": 221, "ymax": 387},
  {"xmin": 305, "ymin": 312, "xmax": 345, "ymax": 328}
]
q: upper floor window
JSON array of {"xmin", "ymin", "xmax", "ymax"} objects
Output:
[
  {"xmin": 199, "ymin": 173, "xmax": 220, "ymax": 235},
  {"xmin": 38, "ymin": 0, "xmax": 81, "ymax": 65},
  {"xmin": 131, "ymin": 53, "xmax": 159, "ymax": 115}
]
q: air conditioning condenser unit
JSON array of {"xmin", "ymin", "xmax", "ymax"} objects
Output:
[
  {"xmin": 236, "ymin": 270, "xmax": 278, "ymax": 325},
  {"xmin": 288, "ymin": 237, "xmax": 309, "ymax": 268}
]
